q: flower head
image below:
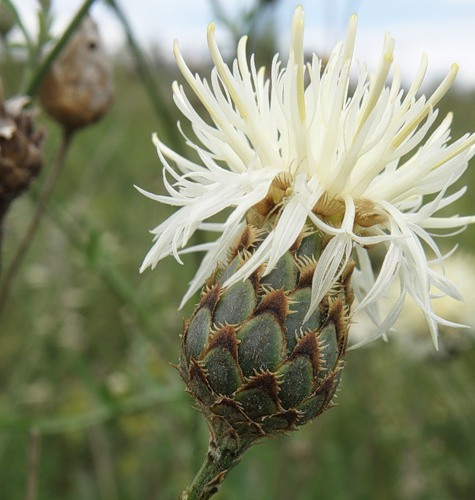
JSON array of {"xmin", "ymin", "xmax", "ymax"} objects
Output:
[{"xmin": 139, "ymin": 7, "xmax": 475, "ymax": 348}]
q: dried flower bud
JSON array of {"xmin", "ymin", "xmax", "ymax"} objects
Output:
[
  {"xmin": 38, "ymin": 15, "xmax": 114, "ymax": 131},
  {"xmin": 0, "ymin": 86, "xmax": 43, "ymax": 218}
]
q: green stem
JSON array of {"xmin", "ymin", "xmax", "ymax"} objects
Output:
[
  {"xmin": 180, "ymin": 441, "xmax": 242, "ymax": 500},
  {"xmin": 0, "ymin": 215, "xmax": 4, "ymax": 273},
  {"xmin": 25, "ymin": 428, "xmax": 41, "ymax": 500},
  {"xmin": 181, "ymin": 426, "xmax": 256, "ymax": 500}
]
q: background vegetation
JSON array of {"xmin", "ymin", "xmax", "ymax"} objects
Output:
[{"xmin": 1, "ymin": 1, "xmax": 475, "ymax": 499}]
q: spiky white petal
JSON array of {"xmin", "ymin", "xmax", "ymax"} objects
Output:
[{"xmin": 139, "ymin": 6, "xmax": 475, "ymax": 347}]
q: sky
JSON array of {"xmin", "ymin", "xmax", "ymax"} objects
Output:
[{"xmin": 14, "ymin": 0, "xmax": 475, "ymax": 88}]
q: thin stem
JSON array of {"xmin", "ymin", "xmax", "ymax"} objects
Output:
[
  {"xmin": 0, "ymin": 216, "xmax": 4, "ymax": 273},
  {"xmin": 25, "ymin": 428, "xmax": 41, "ymax": 500},
  {"xmin": 0, "ymin": 129, "xmax": 74, "ymax": 312},
  {"xmin": 87, "ymin": 425, "xmax": 118, "ymax": 500},
  {"xmin": 180, "ymin": 426, "xmax": 256, "ymax": 500},
  {"xmin": 180, "ymin": 441, "xmax": 241, "ymax": 500}
]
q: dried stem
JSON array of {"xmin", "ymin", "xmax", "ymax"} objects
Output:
[{"xmin": 0, "ymin": 128, "xmax": 74, "ymax": 312}]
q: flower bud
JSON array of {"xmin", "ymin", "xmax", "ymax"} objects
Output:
[{"xmin": 179, "ymin": 222, "xmax": 354, "ymax": 444}]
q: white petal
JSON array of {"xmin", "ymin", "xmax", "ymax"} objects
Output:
[
  {"xmin": 305, "ymin": 234, "xmax": 353, "ymax": 322},
  {"xmin": 138, "ymin": 7, "xmax": 475, "ymax": 351}
]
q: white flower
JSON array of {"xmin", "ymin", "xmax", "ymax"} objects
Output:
[
  {"xmin": 350, "ymin": 253, "xmax": 475, "ymax": 356},
  {"xmin": 139, "ymin": 7, "xmax": 475, "ymax": 348}
]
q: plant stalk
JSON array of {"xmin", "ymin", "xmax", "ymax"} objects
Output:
[
  {"xmin": 180, "ymin": 438, "xmax": 243, "ymax": 499},
  {"xmin": 180, "ymin": 423, "xmax": 257, "ymax": 500}
]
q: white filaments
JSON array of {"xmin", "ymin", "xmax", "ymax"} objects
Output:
[{"xmin": 139, "ymin": 6, "xmax": 475, "ymax": 348}]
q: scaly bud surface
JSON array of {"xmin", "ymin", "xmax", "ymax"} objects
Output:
[{"xmin": 179, "ymin": 220, "xmax": 354, "ymax": 498}]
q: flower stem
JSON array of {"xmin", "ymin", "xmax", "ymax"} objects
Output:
[
  {"xmin": 25, "ymin": 428, "xmax": 41, "ymax": 500},
  {"xmin": 180, "ymin": 427, "xmax": 255, "ymax": 500}
]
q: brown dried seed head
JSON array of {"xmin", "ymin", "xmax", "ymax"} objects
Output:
[
  {"xmin": 0, "ymin": 91, "xmax": 43, "ymax": 217},
  {"xmin": 39, "ymin": 15, "xmax": 114, "ymax": 130}
]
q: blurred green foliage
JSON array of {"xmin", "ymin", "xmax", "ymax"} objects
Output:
[{"xmin": 1, "ymin": 2, "xmax": 475, "ymax": 499}]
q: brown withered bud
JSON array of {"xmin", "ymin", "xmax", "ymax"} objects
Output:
[
  {"xmin": 0, "ymin": 87, "xmax": 44, "ymax": 219},
  {"xmin": 38, "ymin": 15, "xmax": 114, "ymax": 131}
]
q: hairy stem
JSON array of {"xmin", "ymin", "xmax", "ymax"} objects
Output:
[
  {"xmin": 180, "ymin": 423, "xmax": 256, "ymax": 500},
  {"xmin": 181, "ymin": 439, "xmax": 243, "ymax": 499}
]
